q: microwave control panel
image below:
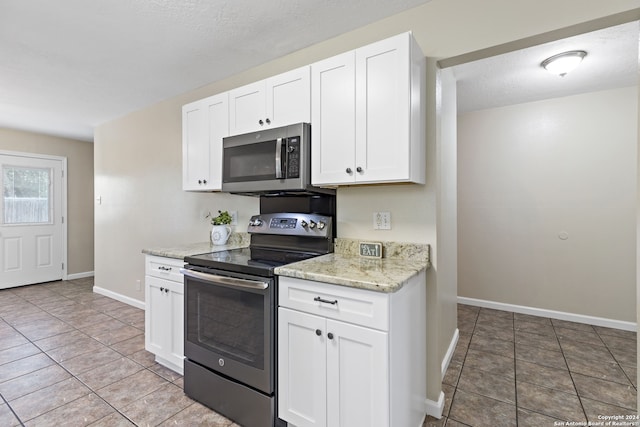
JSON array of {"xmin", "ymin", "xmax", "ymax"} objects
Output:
[{"xmin": 286, "ymin": 137, "xmax": 300, "ymax": 178}]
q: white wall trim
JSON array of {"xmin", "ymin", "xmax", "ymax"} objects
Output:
[
  {"xmin": 425, "ymin": 391, "xmax": 445, "ymax": 419},
  {"xmin": 458, "ymin": 296, "xmax": 637, "ymax": 332},
  {"xmin": 93, "ymin": 286, "xmax": 145, "ymax": 310},
  {"xmin": 67, "ymin": 271, "xmax": 94, "ymax": 280},
  {"xmin": 441, "ymin": 328, "xmax": 459, "ymax": 378}
]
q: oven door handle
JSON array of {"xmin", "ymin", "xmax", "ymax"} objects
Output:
[{"xmin": 180, "ymin": 268, "xmax": 269, "ymax": 290}]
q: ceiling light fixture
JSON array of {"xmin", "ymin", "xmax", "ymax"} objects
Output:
[{"xmin": 541, "ymin": 50, "xmax": 587, "ymax": 77}]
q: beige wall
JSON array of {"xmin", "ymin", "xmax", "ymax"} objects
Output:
[
  {"xmin": 458, "ymin": 87, "xmax": 638, "ymax": 323},
  {"xmin": 94, "ymin": 0, "xmax": 640, "ymax": 409},
  {"xmin": 0, "ymin": 127, "xmax": 94, "ymax": 276}
]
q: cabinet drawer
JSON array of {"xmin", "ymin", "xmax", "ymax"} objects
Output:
[
  {"xmin": 145, "ymin": 256, "xmax": 185, "ymax": 283},
  {"xmin": 279, "ymin": 277, "xmax": 389, "ymax": 331}
]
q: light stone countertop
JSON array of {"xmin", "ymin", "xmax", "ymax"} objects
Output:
[
  {"xmin": 142, "ymin": 234, "xmax": 430, "ymax": 293},
  {"xmin": 274, "ymin": 238, "xmax": 430, "ymax": 293},
  {"xmin": 141, "ymin": 233, "xmax": 250, "ymax": 259}
]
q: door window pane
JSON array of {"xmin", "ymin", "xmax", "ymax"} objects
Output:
[{"xmin": 3, "ymin": 166, "xmax": 51, "ymax": 224}]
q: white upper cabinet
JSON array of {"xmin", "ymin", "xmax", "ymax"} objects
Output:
[
  {"xmin": 229, "ymin": 66, "xmax": 310, "ymax": 136},
  {"xmin": 311, "ymin": 32, "xmax": 425, "ymax": 186},
  {"xmin": 310, "ymin": 52, "xmax": 357, "ymax": 185},
  {"xmin": 182, "ymin": 93, "xmax": 229, "ymax": 191}
]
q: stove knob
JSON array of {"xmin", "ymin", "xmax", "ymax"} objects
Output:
[
  {"xmin": 317, "ymin": 221, "xmax": 326, "ymax": 230},
  {"xmin": 250, "ymin": 218, "xmax": 263, "ymax": 227},
  {"xmin": 309, "ymin": 220, "xmax": 316, "ymax": 229},
  {"xmin": 300, "ymin": 220, "xmax": 308, "ymax": 228}
]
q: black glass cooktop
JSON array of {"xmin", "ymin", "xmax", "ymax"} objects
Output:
[{"xmin": 184, "ymin": 247, "xmax": 319, "ymax": 277}]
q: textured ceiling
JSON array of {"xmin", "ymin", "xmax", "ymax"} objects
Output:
[
  {"xmin": 0, "ymin": 0, "xmax": 431, "ymax": 141},
  {"xmin": 454, "ymin": 21, "xmax": 639, "ymax": 113}
]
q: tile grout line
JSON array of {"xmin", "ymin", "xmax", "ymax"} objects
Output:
[
  {"xmin": 0, "ymin": 286, "xmax": 128, "ymax": 426},
  {"xmin": 446, "ymin": 307, "xmax": 480, "ymax": 426},
  {"xmin": 20, "ymin": 280, "xmax": 192, "ymax": 426},
  {"xmin": 0, "ymin": 281, "xmax": 151, "ymax": 426},
  {"xmin": 592, "ymin": 327, "xmax": 638, "ymax": 392},
  {"xmin": 551, "ymin": 319, "xmax": 591, "ymax": 423},
  {"xmin": 0, "ymin": 389, "xmax": 25, "ymax": 427}
]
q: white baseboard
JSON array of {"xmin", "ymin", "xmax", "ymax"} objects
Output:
[
  {"xmin": 425, "ymin": 391, "xmax": 445, "ymax": 419},
  {"xmin": 441, "ymin": 328, "xmax": 459, "ymax": 378},
  {"xmin": 93, "ymin": 286, "xmax": 145, "ymax": 310},
  {"xmin": 67, "ymin": 271, "xmax": 94, "ymax": 280},
  {"xmin": 423, "ymin": 329, "xmax": 459, "ymax": 421},
  {"xmin": 458, "ymin": 296, "xmax": 637, "ymax": 332}
]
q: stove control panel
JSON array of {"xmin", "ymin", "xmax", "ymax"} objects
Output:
[{"xmin": 247, "ymin": 213, "xmax": 332, "ymax": 238}]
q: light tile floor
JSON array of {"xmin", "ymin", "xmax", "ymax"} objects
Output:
[
  {"xmin": 425, "ymin": 304, "xmax": 638, "ymax": 427},
  {"xmin": 0, "ymin": 278, "xmax": 237, "ymax": 426},
  {"xmin": 1, "ymin": 279, "xmax": 636, "ymax": 426}
]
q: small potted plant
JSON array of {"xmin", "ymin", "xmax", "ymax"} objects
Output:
[{"xmin": 206, "ymin": 210, "xmax": 232, "ymax": 245}]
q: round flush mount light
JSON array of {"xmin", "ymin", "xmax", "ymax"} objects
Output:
[{"xmin": 541, "ymin": 50, "xmax": 587, "ymax": 77}]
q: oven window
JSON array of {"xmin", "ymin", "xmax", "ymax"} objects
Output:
[
  {"xmin": 190, "ymin": 284, "xmax": 265, "ymax": 370},
  {"xmin": 224, "ymin": 140, "xmax": 277, "ymax": 182}
]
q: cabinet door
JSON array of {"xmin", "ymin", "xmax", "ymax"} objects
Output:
[
  {"xmin": 182, "ymin": 100, "xmax": 209, "ymax": 190},
  {"xmin": 203, "ymin": 93, "xmax": 229, "ymax": 190},
  {"xmin": 145, "ymin": 275, "xmax": 171, "ymax": 356},
  {"xmin": 326, "ymin": 319, "xmax": 389, "ymax": 427},
  {"xmin": 266, "ymin": 66, "xmax": 310, "ymax": 127},
  {"xmin": 168, "ymin": 286, "xmax": 184, "ymax": 367},
  {"xmin": 278, "ymin": 308, "xmax": 327, "ymax": 427},
  {"xmin": 229, "ymin": 80, "xmax": 265, "ymax": 135},
  {"xmin": 311, "ymin": 52, "xmax": 356, "ymax": 186},
  {"xmin": 182, "ymin": 93, "xmax": 228, "ymax": 191},
  {"xmin": 355, "ymin": 33, "xmax": 411, "ymax": 183}
]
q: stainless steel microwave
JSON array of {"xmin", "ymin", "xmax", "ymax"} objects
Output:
[{"xmin": 222, "ymin": 123, "xmax": 313, "ymax": 194}]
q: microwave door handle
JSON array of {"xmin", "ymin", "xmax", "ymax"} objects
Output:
[{"xmin": 275, "ymin": 137, "xmax": 283, "ymax": 179}]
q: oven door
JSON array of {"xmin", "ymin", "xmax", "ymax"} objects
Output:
[{"xmin": 182, "ymin": 266, "xmax": 275, "ymax": 394}]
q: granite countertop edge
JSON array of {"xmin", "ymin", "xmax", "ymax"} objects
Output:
[
  {"xmin": 143, "ymin": 235, "xmax": 431, "ymax": 293},
  {"xmin": 274, "ymin": 252, "xmax": 430, "ymax": 294},
  {"xmin": 142, "ymin": 233, "xmax": 250, "ymax": 259}
]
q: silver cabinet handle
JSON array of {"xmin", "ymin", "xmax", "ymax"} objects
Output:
[
  {"xmin": 314, "ymin": 296, "xmax": 338, "ymax": 305},
  {"xmin": 181, "ymin": 268, "xmax": 269, "ymax": 290}
]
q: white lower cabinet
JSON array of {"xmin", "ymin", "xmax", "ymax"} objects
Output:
[
  {"xmin": 279, "ymin": 307, "xmax": 388, "ymax": 427},
  {"xmin": 145, "ymin": 255, "xmax": 185, "ymax": 374},
  {"xmin": 278, "ymin": 273, "xmax": 426, "ymax": 427}
]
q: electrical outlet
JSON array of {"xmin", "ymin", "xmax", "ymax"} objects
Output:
[
  {"xmin": 230, "ymin": 211, "xmax": 238, "ymax": 225},
  {"xmin": 136, "ymin": 279, "xmax": 141, "ymax": 291},
  {"xmin": 373, "ymin": 212, "xmax": 391, "ymax": 230}
]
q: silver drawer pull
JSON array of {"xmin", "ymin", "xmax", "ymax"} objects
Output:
[{"xmin": 314, "ymin": 296, "xmax": 338, "ymax": 305}]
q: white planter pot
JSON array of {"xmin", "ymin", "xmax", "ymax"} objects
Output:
[{"xmin": 210, "ymin": 225, "xmax": 232, "ymax": 245}]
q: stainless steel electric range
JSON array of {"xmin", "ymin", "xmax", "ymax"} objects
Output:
[{"xmin": 181, "ymin": 196, "xmax": 335, "ymax": 427}]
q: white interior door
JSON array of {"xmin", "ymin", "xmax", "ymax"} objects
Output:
[{"xmin": 0, "ymin": 153, "xmax": 65, "ymax": 288}]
